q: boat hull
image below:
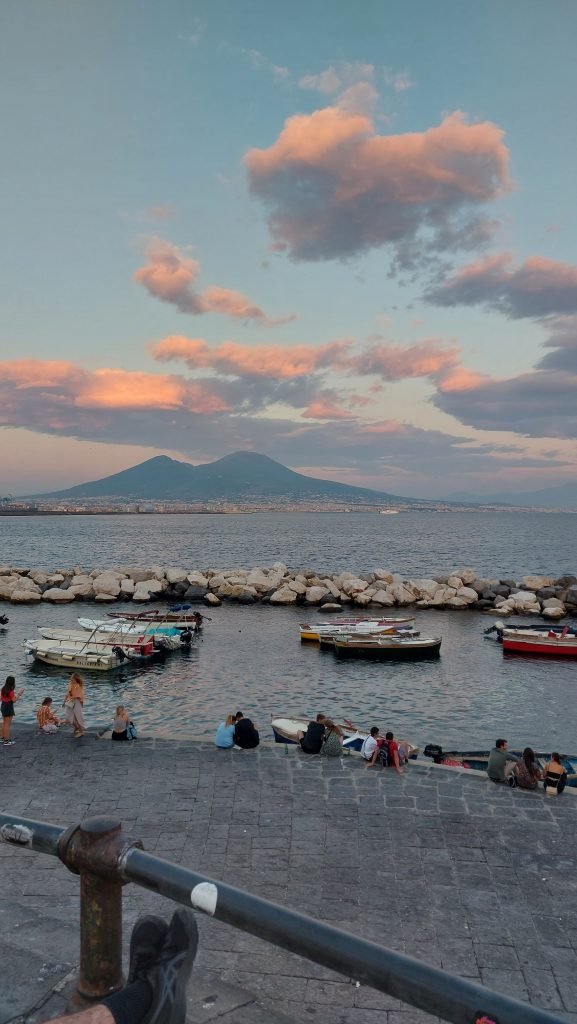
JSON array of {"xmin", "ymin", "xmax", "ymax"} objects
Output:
[
  {"xmin": 503, "ymin": 636, "xmax": 577, "ymax": 656},
  {"xmin": 300, "ymin": 617, "xmax": 415, "ymax": 642},
  {"xmin": 333, "ymin": 637, "xmax": 441, "ymax": 660},
  {"xmin": 423, "ymin": 746, "xmax": 577, "ymax": 787}
]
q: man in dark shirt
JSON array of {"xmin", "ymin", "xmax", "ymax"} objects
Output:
[
  {"xmin": 298, "ymin": 714, "xmax": 326, "ymax": 754},
  {"xmin": 234, "ymin": 711, "xmax": 260, "ymax": 749}
]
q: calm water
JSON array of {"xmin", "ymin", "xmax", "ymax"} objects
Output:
[{"xmin": 0, "ymin": 512, "xmax": 575, "ymax": 752}]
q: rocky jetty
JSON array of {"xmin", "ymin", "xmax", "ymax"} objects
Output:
[{"xmin": 0, "ymin": 564, "xmax": 576, "ymax": 619}]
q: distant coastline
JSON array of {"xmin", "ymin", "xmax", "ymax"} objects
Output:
[{"xmin": 0, "ymin": 505, "xmax": 573, "ymax": 516}]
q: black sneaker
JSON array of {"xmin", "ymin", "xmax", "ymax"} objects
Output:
[
  {"xmin": 128, "ymin": 915, "xmax": 167, "ymax": 984},
  {"xmin": 145, "ymin": 908, "xmax": 199, "ymax": 1024}
]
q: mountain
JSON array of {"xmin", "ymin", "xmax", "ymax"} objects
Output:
[{"xmin": 31, "ymin": 451, "xmax": 423, "ymax": 505}]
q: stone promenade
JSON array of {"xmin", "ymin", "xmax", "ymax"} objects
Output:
[{"xmin": 2, "ymin": 727, "xmax": 577, "ymax": 1024}]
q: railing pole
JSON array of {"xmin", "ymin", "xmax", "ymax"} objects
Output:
[{"xmin": 58, "ymin": 817, "xmax": 129, "ymax": 1000}]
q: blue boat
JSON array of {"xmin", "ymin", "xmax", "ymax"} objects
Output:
[{"xmin": 423, "ymin": 744, "xmax": 577, "ymax": 788}]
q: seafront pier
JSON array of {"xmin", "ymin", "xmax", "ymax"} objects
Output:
[
  {"xmin": 1, "ymin": 562, "xmax": 576, "ymax": 619},
  {"xmin": 2, "ymin": 727, "xmax": 577, "ymax": 1023}
]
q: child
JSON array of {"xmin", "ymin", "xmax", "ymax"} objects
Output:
[{"xmin": 36, "ymin": 697, "xmax": 61, "ymax": 734}]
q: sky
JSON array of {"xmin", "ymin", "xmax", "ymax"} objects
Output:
[{"xmin": 1, "ymin": 0, "xmax": 577, "ymax": 499}]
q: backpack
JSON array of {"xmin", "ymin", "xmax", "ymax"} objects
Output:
[{"xmin": 127, "ymin": 721, "xmax": 138, "ymax": 741}]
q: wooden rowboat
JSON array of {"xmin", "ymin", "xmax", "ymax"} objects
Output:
[
  {"xmin": 300, "ymin": 616, "xmax": 415, "ymax": 642},
  {"xmin": 332, "ymin": 634, "xmax": 441, "ymax": 660}
]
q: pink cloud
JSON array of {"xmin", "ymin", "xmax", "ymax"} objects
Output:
[
  {"xmin": 427, "ymin": 252, "xmax": 577, "ymax": 317},
  {"xmin": 245, "ymin": 109, "xmax": 510, "ymax": 262},
  {"xmin": 134, "ymin": 239, "xmax": 295, "ymax": 326},
  {"xmin": 151, "ymin": 336, "xmax": 350, "ymax": 379},
  {"xmin": 350, "ymin": 339, "xmax": 460, "ymax": 380},
  {"xmin": 152, "ymin": 335, "xmax": 461, "ymax": 386},
  {"xmin": 0, "ymin": 360, "xmax": 229, "ymax": 417}
]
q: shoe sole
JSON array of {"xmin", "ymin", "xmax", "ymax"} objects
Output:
[{"xmin": 150, "ymin": 908, "xmax": 199, "ymax": 1024}]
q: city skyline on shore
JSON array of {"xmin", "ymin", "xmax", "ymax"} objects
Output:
[{"xmin": 1, "ymin": 0, "xmax": 576, "ymax": 498}]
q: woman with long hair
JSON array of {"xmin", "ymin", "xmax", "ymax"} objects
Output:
[
  {"xmin": 214, "ymin": 713, "xmax": 236, "ymax": 749},
  {"xmin": 64, "ymin": 673, "xmax": 86, "ymax": 738},
  {"xmin": 543, "ymin": 752, "xmax": 568, "ymax": 796},
  {"xmin": 321, "ymin": 719, "xmax": 343, "ymax": 758},
  {"xmin": 1, "ymin": 675, "xmax": 24, "ymax": 745},
  {"xmin": 515, "ymin": 747, "xmax": 542, "ymax": 790}
]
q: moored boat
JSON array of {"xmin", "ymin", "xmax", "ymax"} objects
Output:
[
  {"xmin": 332, "ymin": 634, "xmax": 441, "ymax": 660},
  {"xmin": 23, "ymin": 638, "xmax": 148, "ymax": 671},
  {"xmin": 107, "ymin": 605, "xmax": 201, "ymax": 629},
  {"xmin": 423, "ymin": 744, "xmax": 577, "ymax": 787},
  {"xmin": 271, "ymin": 716, "xmax": 419, "ymax": 758},
  {"xmin": 300, "ymin": 616, "xmax": 415, "ymax": 642},
  {"xmin": 502, "ymin": 627, "xmax": 577, "ymax": 657},
  {"xmin": 39, "ymin": 627, "xmax": 185, "ymax": 652}
]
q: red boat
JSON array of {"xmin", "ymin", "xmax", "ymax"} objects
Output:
[{"xmin": 502, "ymin": 626, "xmax": 577, "ymax": 657}]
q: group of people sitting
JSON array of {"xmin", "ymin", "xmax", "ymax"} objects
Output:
[
  {"xmin": 36, "ymin": 694, "xmax": 136, "ymax": 741},
  {"xmin": 297, "ymin": 715, "xmax": 409, "ymax": 769},
  {"xmin": 214, "ymin": 711, "xmax": 260, "ymax": 750},
  {"xmin": 360, "ymin": 726, "xmax": 410, "ymax": 773},
  {"xmin": 487, "ymin": 738, "xmax": 567, "ymax": 795}
]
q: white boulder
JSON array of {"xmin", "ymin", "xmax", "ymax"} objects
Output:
[
  {"xmin": 270, "ymin": 586, "xmax": 297, "ymax": 604},
  {"xmin": 305, "ymin": 586, "xmax": 329, "ymax": 604},
  {"xmin": 456, "ymin": 587, "xmax": 478, "ymax": 604},
  {"xmin": 521, "ymin": 575, "xmax": 556, "ymax": 591},
  {"xmin": 11, "ymin": 589, "xmax": 42, "ymax": 603},
  {"xmin": 287, "ymin": 580, "xmax": 307, "ymax": 595},
  {"xmin": 447, "ymin": 576, "xmax": 463, "ymax": 590},
  {"xmin": 69, "ymin": 583, "xmax": 95, "ymax": 599},
  {"xmin": 341, "ymin": 578, "xmax": 368, "ymax": 596},
  {"xmin": 204, "ymin": 592, "xmax": 221, "ymax": 606},
  {"xmin": 542, "ymin": 605, "xmax": 566, "ymax": 619},
  {"xmin": 371, "ymin": 589, "xmax": 395, "ymax": 606},
  {"xmin": 93, "ymin": 573, "xmax": 122, "ymax": 598},
  {"xmin": 445, "ymin": 597, "xmax": 469, "ymax": 608},
  {"xmin": 411, "ymin": 579, "xmax": 440, "ymax": 600},
  {"xmin": 120, "ymin": 578, "xmax": 135, "ymax": 595},
  {"xmin": 187, "ymin": 571, "xmax": 209, "ymax": 588},
  {"xmin": 373, "ymin": 569, "xmax": 394, "ymax": 583},
  {"xmin": 165, "ymin": 567, "xmax": 188, "ymax": 584},
  {"xmin": 42, "ymin": 587, "xmax": 76, "ymax": 602},
  {"xmin": 388, "ymin": 583, "xmax": 415, "ymax": 605},
  {"xmin": 456, "ymin": 568, "xmax": 477, "ymax": 585}
]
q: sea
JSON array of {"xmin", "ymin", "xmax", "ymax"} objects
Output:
[{"xmin": 1, "ymin": 511, "xmax": 576, "ymax": 753}]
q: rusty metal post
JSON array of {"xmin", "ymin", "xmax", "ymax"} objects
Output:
[{"xmin": 58, "ymin": 816, "xmax": 141, "ymax": 1000}]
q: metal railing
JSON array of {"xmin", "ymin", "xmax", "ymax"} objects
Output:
[{"xmin": 0, "ymin": 812, "xmax": 565, "ymax": 1024}]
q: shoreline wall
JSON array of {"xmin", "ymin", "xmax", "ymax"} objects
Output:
[{"xmin": 1, "ymin": 563, "xmax": 576, "ymax": 618}]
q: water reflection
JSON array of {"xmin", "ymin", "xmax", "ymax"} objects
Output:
[{"xmin": 2, "ymin": 600, "xmax": 575, "ymax": 753}]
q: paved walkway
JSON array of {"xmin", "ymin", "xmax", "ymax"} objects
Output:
[{"xmin": 2, "ymin": 726, "xmax": 577, "ymax": 1024}]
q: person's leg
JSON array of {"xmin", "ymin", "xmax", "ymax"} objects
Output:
[
  {"xmin": 2, "ymin": 713, "xmax": 13, "ymax": 743},
  {"xmin": 50, "ymin": 909, "xmax": 198, "ymax": 1024},
  {"xmin": 504, "ymin": 761, "xmax": 517, "ymax": 782}
]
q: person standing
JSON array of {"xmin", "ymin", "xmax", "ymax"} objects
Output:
[
  {"xmin": 1, "ymin": 676, "xmax": 24, "ymax": 746},
  {"xmin": 64, "ymin": 673, "xmax": 86, "ymax": 738}
]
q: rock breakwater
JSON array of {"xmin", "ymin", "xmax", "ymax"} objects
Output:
[{"xmin": 1, "ymin": 563, "xmax": 576, "ymax": 619}]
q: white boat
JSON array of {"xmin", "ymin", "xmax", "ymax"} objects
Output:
[
  {"xmin": 379, "ymin": 509, "xmax": 400, "ymax": 515},
  {"xmin": 300, "ymin": 616, "xmax": 415, "ymax": 642},
  {"xmin": 24, "ymin": 638, "xmax": 141, "ymax": 671},
  {"xmin": 270, "ymin": 716, "xmax": 419, "ymax": 758},
  {"xmin": 42, "ymin": 627, "xmax": 184, "ymax": 652}
]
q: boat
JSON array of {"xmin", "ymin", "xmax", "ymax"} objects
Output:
[
  {"xmin": 332, "ymin": 634, "xmax": 442, "ymax": 660},
  {"xmin": 271, "ymin": 716, "xmax": 419, "ymax": 758},
  {"xmin": 77, "ymin": 619, "xmax": 195, "ymax": 647},
  {"xmin": 300, "ymin": 616, "xmax": 415, "ymax": 642},
  {"xmin": 422, "ymin": 744, "xmax": 577, "ymax": 787},
  {"xmin": 23, "ymin": 638, "xmax": 152, "ymax": 671},
  {"xmin": 502, "ymin": 628, "xmax": 577, "ymax": 657},
  {"xmin": 318, "ymin": 627, "xmax": 419, "ymax": 648},
  {"xmin": 484, "ymin": 620, "xmax": 577, "ymax": 656},
  {"xmin": 379, "ymin": 509, "xmax": 400, "ymax": 515},
  {"xmin": 107, "ymin": 604, "xmax": 201, "ymax": 628},
  {"xmin": 38, "ymin": 627, "xmax": 185, "ymax": 652}
]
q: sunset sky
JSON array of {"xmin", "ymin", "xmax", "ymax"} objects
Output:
[{"xmin": 1, "ymin": 0, "xmax": 577, "ymax": 498}]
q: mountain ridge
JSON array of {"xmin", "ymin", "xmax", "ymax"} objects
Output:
[{"xmin": 30, "ymin": 451, "xmax": 421, "ymax": 505}]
